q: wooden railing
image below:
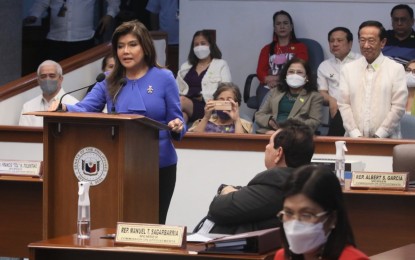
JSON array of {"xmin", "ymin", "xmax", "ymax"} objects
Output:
[
  {"xmin": 173, "ymin": 133, "xmax": 415, "ymax": 156},
  {"xmin": 0, "ymin": 43, "xmax": 112, "ymax": 102},
  {"xmin": 3, "ymin": 125, "xmax": 415, "ymax": 157},
  {"xmin": 0, "ymin": 31, "xmax": 167, "ymax": 103},
  {"xmin": 0, "ymin": 125, "xmax": 42, "ymax": 143}
]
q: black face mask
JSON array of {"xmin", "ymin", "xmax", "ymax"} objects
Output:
[{"xmin": 215, "ymin": 110, "xmax": 231, "ymax": 121}]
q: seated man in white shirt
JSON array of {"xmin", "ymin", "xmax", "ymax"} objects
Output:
[
  {"xmin": 19, "ymin": 60, "xmax": 78, "ymax": 126},
  {"xmin": 338, "ymin": 21, "xmax": 407, "ymax": 138},
  {"xmin": 317, "ymin": 27, "xmax": 361, "ymax": 136}
]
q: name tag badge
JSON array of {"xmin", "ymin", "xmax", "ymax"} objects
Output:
[
  {"xmin": 115, "ymin": 222, "xmax": 186, "ymax": 248},
  {"xmin": 351, "ymin": 171, "xmax": 409, "ymax": 191},
  {"xmin": 0, "ymin": 160, "xmax": 42, "ymax": 177}
]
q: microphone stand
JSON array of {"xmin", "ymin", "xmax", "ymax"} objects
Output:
[
  {"xmin": 110, "ymin": 79, "xmax": 127, "ymax": 114},
  {"xmin": 55, "ymin": 73, "xmax": 106, "ymax": 112}
]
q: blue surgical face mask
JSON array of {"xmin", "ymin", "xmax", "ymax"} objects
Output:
[
  {"xmin": 40, "ymin": 79, "xmax": 59, "ymax": 95},
  {"xmin": 215, "ymin": 110, "xmax": 231, "ymax": 121}
]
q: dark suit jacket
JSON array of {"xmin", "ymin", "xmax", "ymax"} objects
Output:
[
  {"xmin": 206, "ymin": 167, "xmax": 293, "ymax": 234},
  {"xmin": 255, "ymin": 88, "xmax": 323, "ymax": 133}
]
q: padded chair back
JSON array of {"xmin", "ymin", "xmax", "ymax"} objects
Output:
[
  {"xmin": 393, "ymin": 144, "xmax": 415, "ymax": 181},
  {"xmin": 316, "ymin": 104, "xmax": 330, "ymax": 136},
  {"xmin": 401, "ymin": 114, "xmax": 415, "ymax": 139},
  {"xmin": 297, "ymin": 38, "xmax": 324, "ymax": 76}
]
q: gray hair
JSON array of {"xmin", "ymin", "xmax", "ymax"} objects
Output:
[{"xmin": 37, "ymin": 60, "xmax": 63, "ymax": 76}]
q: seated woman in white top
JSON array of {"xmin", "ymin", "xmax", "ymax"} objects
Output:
[
  {"xmin": 189, "ymin": 82, "xmax": 252, "ymax": 133},
  {"xmin": 176, "ymin": 30, "xmax": 232, "ymax": 123}
]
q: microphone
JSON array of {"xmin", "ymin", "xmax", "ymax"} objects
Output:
[
  {"xmin": 110, "ymin": 78, "xmax": 127, "ymax": 114},
  {"xmin": 55, "ymin": 73, "xmax": 106, "ymax": 111}
]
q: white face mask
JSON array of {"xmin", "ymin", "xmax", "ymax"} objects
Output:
[
  {"xmin": 193, "ymin": 45, "xmax": 211, "ymax": 60},
  {"xmin": 286, "ymin": 74, "xmax": 306, "ymax": 88},
  {"xmin": 406, "ymin": 72, "xmax": 415, "ymax": 88},
  {"xmin": 283, "ymin": 219, "xmax": 328, "ymax": 255}
]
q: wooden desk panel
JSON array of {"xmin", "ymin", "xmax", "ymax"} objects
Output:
[
  {"xmin": 2, "ymin": 127, "xmax": 415, "ymax": 257},
  {"xmin": 0, "ymin": 176, "xmax": 43, "ymax": 258},
  {"xmin": 174, "ymin": 133, "xmax": 415, "ymax": 156},
  {"xmin": 29, "ymin": 228, "xmax": 275, "ymax": 260},
  {"xmin": 2, "ymin": 178, "xmax": 415, "ymax": 257},
  {"xmin": 344, "ymin": 189, "xmax": 415, "ymax": 256},
  {"xmin": 370, "ymin": 243, "xmax": 415, "ymax": 260},
  {"xmin": 3, "ymin": 125, "xmax": 415, "ymax": 157}
]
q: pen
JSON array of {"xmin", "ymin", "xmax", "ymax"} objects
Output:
[{"xmin": 100, "ymin": 233, "xmax": 116, "ymax": 239}]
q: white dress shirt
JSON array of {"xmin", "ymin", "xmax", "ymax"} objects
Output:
[
  {"xmin": 19, "ymin": 88, "xmax": 79, "ymax": 127},
  {"xmin": 317, "ymin": 51, "xmax": 361, "ymax": 101},
  {"xmin": 338, "ymin": 54, "xmax": 408, "ymax": 138},
  {"xmin": 28, "ymin": 0, "xmax": 120, "ymax": 42}
]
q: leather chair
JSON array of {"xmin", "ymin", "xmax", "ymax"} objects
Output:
[
  {"xmin": 400, "ymin": 114, "xmax": 415, "ymax": 139},
  {"xmin": 393, "ymin": 144, "xmax": 415, "ymax": 182},
  {"xmin": 243, "ymin": 74, "xmax": 268, "ymax": 110},
  {"xmin": 297, "ymin": 38, "xmax": 325, "ymax": 78},
  {"xmin": 243, "ymin": 38, "xmax": 324, "ymax": 111},
  {"xmin": 317, "ymin": 104, "xmax": 330, "ymax": 136}
]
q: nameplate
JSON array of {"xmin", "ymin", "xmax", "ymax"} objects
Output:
[
  {"xmin": 115, "ymin": 222, "xmax": 186, "ymax": 248},
  {"xmin": 351, "ymin": 171, "xmax": 408, "ymax": 191},
  {"xmin": 0, "ymin": 160, "xmax": 42, "ymax": 177}
]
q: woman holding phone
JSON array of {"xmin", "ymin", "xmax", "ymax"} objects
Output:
[{"xmin": 189, "ymin": 82, "xmax": 252, "ymax": 133}]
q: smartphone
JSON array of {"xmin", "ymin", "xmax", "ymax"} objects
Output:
[{"xmin": 213, "ymin": 101, "xmax": 232, "ymax": 111}]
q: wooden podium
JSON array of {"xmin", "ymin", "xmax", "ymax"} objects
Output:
[{"xmin": 32, "ymin": 112, "xmax": 168, "ymax": 239}]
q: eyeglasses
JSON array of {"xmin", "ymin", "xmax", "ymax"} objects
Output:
[
  {"xmin": 405, "ymin": 68, "xmax": 415, "ymax": 75},
  {"xmin": 277, "ymin": 210, "xmax": 328, "ymax": 223}
]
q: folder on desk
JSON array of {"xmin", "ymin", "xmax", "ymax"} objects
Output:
[{"xmin": 198, "ymin": 227, "xmax": 281, "ymax": 255}]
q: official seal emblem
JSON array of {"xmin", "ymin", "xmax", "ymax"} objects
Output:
[{"xmin": 73, "ymin": 147, "xmax": 109, "ymax": 186}]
